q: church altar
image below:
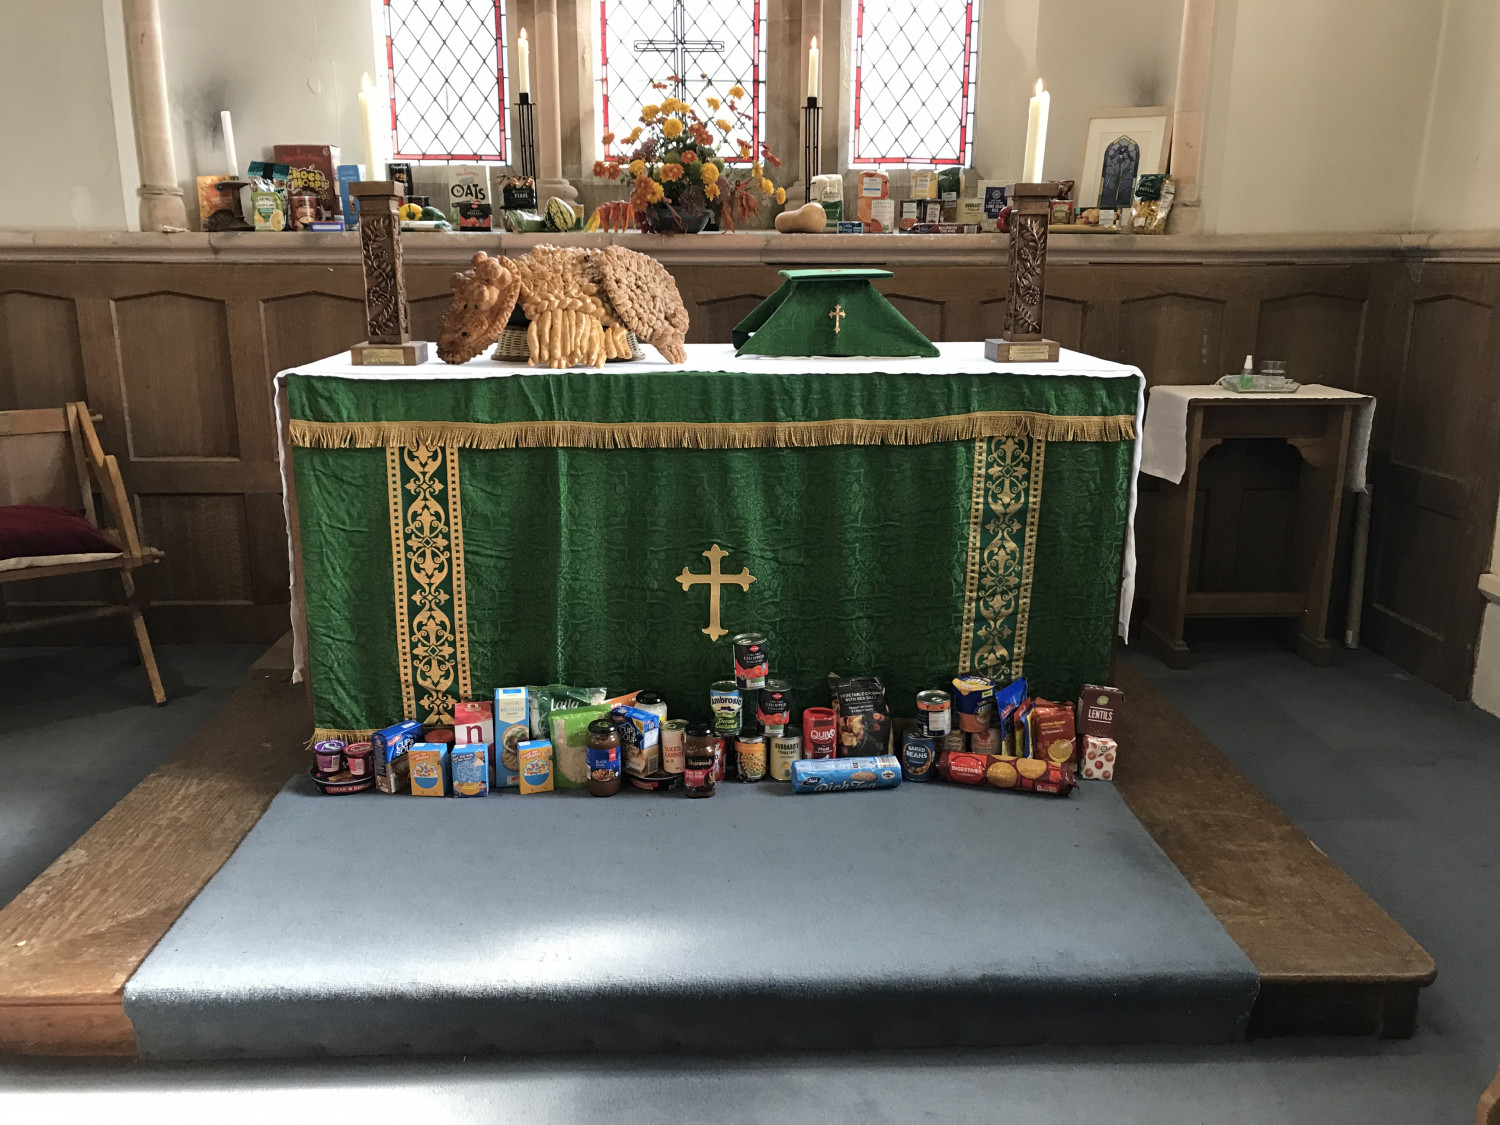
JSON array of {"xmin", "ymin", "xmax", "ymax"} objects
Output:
[{"xmin": 275, "ymin": 343, "xmax": 1144, "ymax": 740}]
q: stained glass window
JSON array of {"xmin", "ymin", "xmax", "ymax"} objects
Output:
[
  {"xmin": 385, "ymin": 0, "xmax": 511, "ymax": 162},
  {"xmin": 851, "ymin": 0, "xmax": 980, "ymax": 166},
  {"xmin": 594, "ymin": 0, "xmax": 766, "ymax": 162}
]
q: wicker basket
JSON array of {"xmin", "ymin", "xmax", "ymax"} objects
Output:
[{"xmin": 492, "ymin": 326, "xmax": 645, "ymax": 363}]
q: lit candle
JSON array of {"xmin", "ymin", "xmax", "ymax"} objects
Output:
[
  {"xmin": 220, "ymin": 110, "xmax": 238, "ymax": 177},
  {"xmin": 807, "ymin": 37, "xmax": 819, "ymax": 101},
  {"xmin": 1022, "ymin": 79, "xmax": 1050, "ymax": 182},
  {"xmin": 358, "ymin": 74, "xmax": 381, "ymax": 180},
  {"xmin": 517, "ymin": 28, "xmax": 530, "ymax": 97}
]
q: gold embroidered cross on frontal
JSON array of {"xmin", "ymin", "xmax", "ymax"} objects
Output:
[
  {"xmin": 828, "ymin": 303, "xmax": 847, "ymax": 334},
  {"xmin": 677, "ymin": 544, "xmax": 755, "ymax": 641}
]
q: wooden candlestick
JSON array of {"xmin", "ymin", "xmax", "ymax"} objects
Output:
[
  {"xmin": 986, "ymin": 181, "xmax": 1061, "ymax": 363},
  {"xmin": 348, "ymin": 181, "xmax": 430, "ymax": 366}
]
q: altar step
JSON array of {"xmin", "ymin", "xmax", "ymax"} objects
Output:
[{"xmin": 120, "ymin": 779, "xmax": 1259, "ymax": 1059}]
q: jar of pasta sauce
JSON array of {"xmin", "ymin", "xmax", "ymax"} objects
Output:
[
  {"xmin": 684, "ymin": 722, "xmax": 718, "ymax": 798},
  {"xmin": 585, "ymin": 719, "xmax": 622, "ymax": 797}
]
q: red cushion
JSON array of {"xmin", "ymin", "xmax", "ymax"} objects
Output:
[{"xmin": 0, "ymin": 505, "xmax": 119, "ymax": 561}]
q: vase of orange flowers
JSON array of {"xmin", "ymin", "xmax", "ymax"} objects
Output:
[{"xmin": 590, "ymin": 79, "xmax": 785, "ymax": 234}]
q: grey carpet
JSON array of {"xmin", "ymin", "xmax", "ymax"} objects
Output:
[{"xmin": 123, "ymin": 774, "xmax": 1257, "ymax": 1059}]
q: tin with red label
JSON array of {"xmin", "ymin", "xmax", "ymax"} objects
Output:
[
  {"xmin": 731, "ymin": 632, "xmax": 769, "ymax": 689},
  {"xmin": 343, "ymin": 741, "xmax": 373, "ymax": 778},
  {"xmin": 803, "ymin": 707, "xmax": 837, "ymax": 758},
  {"xmin": 969, "ymin": 726, "xmax": 1003, "ymax": 753},
  {"xmin": 916, "ymin": 690, "xmax": 952, "ymax": 736},
  {"xmin": 758, "ymin": 679, "xmax": 791, "ymax": 735},
  {"xmin": 661, "ymin": 718, "xmax": 687, "ymax": 774}
]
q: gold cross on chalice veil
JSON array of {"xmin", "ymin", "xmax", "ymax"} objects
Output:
[
  {"xmin": 677, "ymin": 544, "xmax": 755, "ymax": 641},
  {"xmin": 829, "ymin": 303, "xmax": 847, "ymax": 334}
]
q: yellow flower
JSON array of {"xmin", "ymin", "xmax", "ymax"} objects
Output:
[
  {"xmin": 760, "ymin": 177, "xmax": 774, "ymax": 195},
  {"xmin": 707, "ymin": 97, "xmax": 721, "ymax": 111},
  {"xmin": 729, "ymin": 85, "xmax": 746, "ymax": 98},
  {"xmin": 628, "ymin": 159, "xmax": 645, "ymax": 177},
  {"xmin": 752, "ymin": 161, "xmax": 762, "ymax": 176},
  {"xmin": 641, "ymin": 104, "xmax": 660, "ymax": 121},
  {"xmin": 715, "ymin": 118, "xmax": 731, "ymax": 132},
  {"xmin": 775, "ymin": 187, "xmax": 786, "ymax": 205},
  {"xmin": 625, "ymin": 126, "xmax": 643, "ymax": 143},
  {"xmin": 704, "ymin": 181, "xmax": 720, "ymax": 201},
  {"xmin": 662, "ymin": 118, "xmax": 684, "ymax": 139},
  {"xmin": 662, "ymin": 96, "xmax": 687, "ymax": 114},
  {"xmin": 647, "ymin": 179, "xmax": 665, "ymax": 203},
  {"xmin": 701, "ymin": 163, "xmax": 719, "ymax": 183}
]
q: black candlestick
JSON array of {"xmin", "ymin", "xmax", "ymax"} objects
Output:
[
  {"xmin": 517, "ymin": 92, "xmax": 537, "ymax": 182},
  {"xmin": 803, "ymin": 96, "xmax": 822, "ymax": 203}
]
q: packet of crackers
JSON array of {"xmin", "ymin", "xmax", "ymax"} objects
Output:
[
  {"xmin": 938, "ymin": 750, "xmax": 1076, "ymax": 797},
  {"xmin": 1031, "ymin": 699, "xmax": 1078, "ymax": 768}
]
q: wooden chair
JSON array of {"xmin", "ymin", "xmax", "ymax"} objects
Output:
[
  {"xmin": 1480, "ymin": 1062, "xmax": 1500, "ymax": 1125},
  {"xmin": 0, "ymin": 403, "xmax": 166, "ymax": 703}
]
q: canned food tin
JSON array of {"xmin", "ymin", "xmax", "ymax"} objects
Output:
[
  {"xmin": 969, "ymin": 726, "xmax": 1003, "ymax": 753},
  {"xmin": 769, "ymin": 729, "xmax": 802, "ymax": 780},
  {"xmin": 343, "ymin": 741, "xmax": 373, "ymax": 778},
  {"xmin": 735, "ymin": 731, "xmax": 767, "ymax": 782},
  {"xmin": 758, "ymin": 679, "xmax": 791, "ymax": 735},
  {"xmin": 916, "ymin": 689, "xmax": 952, "ymax": 736},
  {"xmin": 803, "ymin": 707, "xmax": 838, "ymax": 758},
  {"xmin": 312, "ymin": 739, "xmax": 346, "ymax": 774},
  {"xmin": 899, "ymin": 729, "xmax": 938, "ymax": 781},
  {"xmin": 710, "ymin": 681, "xmax": 743, "ymax": 736},
  {"xmin": 940, "ymin": 728, "xmax": 966, "ymax": 756},
  {"xmin": 952, "ymin": 674, "xmax": 997, "ymax": 732},
  {"xmin": 661, "ymin": 718, "xmax": 687, "ymax": 774},
  {"xmin": 731, "ymin": 632, "xmax": 769, "ymax": 689}
]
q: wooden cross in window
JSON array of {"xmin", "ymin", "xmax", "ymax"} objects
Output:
[{"xmin": 633, "ymin": 0, "xmax": 726, "ymax": 101}]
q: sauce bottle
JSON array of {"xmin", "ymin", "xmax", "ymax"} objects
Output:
[{"xmin": 683, "ymin": 722, "xmax": 717, "ymax": 798}]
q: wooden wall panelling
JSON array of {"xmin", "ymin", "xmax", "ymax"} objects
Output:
[
  {"xmin": 0, "ymin": 292, "xmax": 87, "ymax": 410},
  {"xmin": 114, "ymin": 292, "xmax": 238, "ymax": 458}
]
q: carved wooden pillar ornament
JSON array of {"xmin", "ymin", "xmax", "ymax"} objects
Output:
[
  {"xmin": 986, "ymin": 181, "xmax": 1061, "ymax": 363},
  {"xmin": 348, "ymin": 181, "xmax": 431, "ymax": 366}
]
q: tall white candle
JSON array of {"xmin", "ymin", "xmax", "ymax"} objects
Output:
[
  {"xmin": 808, "ymin": 37, "xmax": 819, "ymax": 101},
  {"xmin": 220, "ymin": 110, "xmax": 238, "ymax": 176},
  {"xmin": 517, "ymin": 28, "xmax": 530, "ymax": 97},
  {"xmin": 358, "ymin": 74, "xmax": 381, "ymax": 179},
  {"xmin": 1022, "ymin": 79, "xmax": 1049, "ymax": 182}
]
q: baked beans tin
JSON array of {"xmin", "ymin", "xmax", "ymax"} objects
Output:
[
  {"xmin": 802, "ymin": 707, "xmax": 838, "ymax": 758},
  {"xmin": 661, "ymin": 718, "xmax": 687, "ymax": 774},
  {"xmin": 731, "ymin": 632, "xmax": 769, "ymax": 689},
  {"xmin": 312, "ymin": 739, "xmax": 346, "ymax": 774},
  {"xmin": 769, "ymin": 729, "xmax": 802, "ymax": 781},
  {"xmin": 900, "ymin": 730, "xmax": 938, "ymax": 781},
  {"xmin": 734, "ymin": 730, "xmax": 767, "ymax": 782},
  {"xmin": 916, "ymin": 690, "xmax": 952, "ymax": 736},
  {"xmin": 952, "ymin": 674, "xmax": 997, "ymax": 732},
  {"xmin": 343, "ymin": 741, "xmax": 373, "ymax": 778},
  {"xmin": 710, "ymin": 681, "xmax": 742, "ymax": 736},
  {"xmin": 758, "ymin": 679, "xmax": 791, "ymax": 735}
]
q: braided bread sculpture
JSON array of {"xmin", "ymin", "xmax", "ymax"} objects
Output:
[{"xmin": 435, "ymin": 245, "xmax": 690, "ymax": 367}]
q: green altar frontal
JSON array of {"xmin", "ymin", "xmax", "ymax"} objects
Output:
[{"xmin": 280, "ymin": 345, "xmax": 1141, "ymax": 740}]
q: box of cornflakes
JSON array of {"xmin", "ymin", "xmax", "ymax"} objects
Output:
[
  {"xmin": 518, "ymin": 739, "xmax": 554, "ymax": 793},
  {"xmin": 492, "ymin": 687, "xmax": 529, "ymax": 788},
  {"xmin": 409, "ymin": 742, "xmax": 451, "ymax": 796},
  {"xmin": 451, "ymin": 744, "xmax": 490, "ymax": 796}
]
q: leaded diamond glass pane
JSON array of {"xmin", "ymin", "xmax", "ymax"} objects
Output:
[
  {"xmin": 387, "ymin": 0, "xmax": 510, "ymax": 162},
  {"xmin": 852, "ymin": 0, "xmax": 980, "ymax": 166},
  {"xmin": 595, "ymin": 0, "xmax": 765, "ymax": 163}
]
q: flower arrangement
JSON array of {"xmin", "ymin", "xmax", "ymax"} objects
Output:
[{"xmin": 589, "ymin": 77, "xmax": 784, "ymax": 233}]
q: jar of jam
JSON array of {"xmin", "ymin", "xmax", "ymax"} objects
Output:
[
  {"xmin": 683, "ymin": 722, "xmax": 717, "ymax": 798},
  {"xmin": 585, "ymin": 718, "xmax": 622, "ymax": 797}
]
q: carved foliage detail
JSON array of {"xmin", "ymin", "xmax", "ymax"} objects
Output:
[
  {"xmin": 1004, "ymin": 216, "xmax": 1048, "ymax": 338},
  {"xmin": 360, "ymin": 206, "xmax": 409, "ymax": 342}
]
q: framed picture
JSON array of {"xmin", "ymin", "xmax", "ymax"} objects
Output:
[{"xmin": 1078, "ymin": 108, "xmax": 1172, "ymax": 210}]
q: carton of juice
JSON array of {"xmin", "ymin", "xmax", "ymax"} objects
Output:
[
  {"xmin": 518, "ymin": 739, "xmax": 554, "ymax": 794},
  {"xmin": 451, "ymin": 744, "xmax": 490, "ymax": 797},
  {"xmin": 492, "ymin": 687, "xmax": 529, "ymax": 788},
  {"xmin": 409, "ymin": 742, "xmax": 451, "ymax": 796}
]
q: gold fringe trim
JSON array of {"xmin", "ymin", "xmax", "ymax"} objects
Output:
[
  {"xmin": 290, "ymin": 412, "xmax": 1136, "ymax": 451},
  {"xmin": 309, "ymin": 727, "xmax": 378, "ymax": 746}
]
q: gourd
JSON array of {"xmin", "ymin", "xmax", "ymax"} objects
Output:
[{"xmin": 775, "ymin": 202, "xmax": 827, "ymax": 234}]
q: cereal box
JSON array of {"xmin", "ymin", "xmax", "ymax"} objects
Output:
[
  {"xmin": 454, "ymin": 700, "xmax": 494, "ymax": 748},
  {"xmin": 492, "ymin": 687, "xmax": 529, "ymax": 787},
  {"xmin": 409, "ymin": 742, "xmax": 451, "ymax": 796},
  {"xmin": 195, "ymin": 175, "xmax": 229, "ymax": 227},
  {"xmin": 518, "ymin": 739, "xmax": 555, "ymax": 793},
  {"xmin": 372, "ymin": 718, "xmax": 422, "ymax": 794},
  {"xmin": 548, "ymin": 705, "xmax": 610, "ymax": 788},
  {"xmin": 612, "ymin": 705, "xmax": 660, "ymax": 777},
  {"xmin": 1081, "ymin": 735, "xmax": 1117, "ymax": 780},
  {"xmin": 451, "ymin": 744, "xmax": 490, "ymax": 797},
  {"xmin": 337, "ymin": 163, "xmax": 364, "ymax": 228},
  {"xmin": 273, "ymin": 144, "xmax": 341, "ymax": 220}
]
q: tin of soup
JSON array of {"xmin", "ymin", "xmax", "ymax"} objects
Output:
[
  {"xmin": 769, "ymin": 729, "xmax": 802, "ymax": 780},
  {"xmin": 731, "ymin": 632, "xmax": 769, "ymax": 689},
  {"xmin": 916, "ymin": 689, "xmax": 952, "ymax": 736}
]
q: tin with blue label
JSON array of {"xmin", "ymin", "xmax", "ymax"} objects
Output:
[{"xmin": 900, "ymin": 729, "xmax": 938, "ymax": 781}]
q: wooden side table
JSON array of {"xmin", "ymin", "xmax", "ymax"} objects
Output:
[{"xmin": 1142, "ymin": 390, "xmax": 1371, "ymax": 668}]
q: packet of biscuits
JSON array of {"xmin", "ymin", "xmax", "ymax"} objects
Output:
[
  {"xmin": 1031, "ymin": 699, "xmax": 1078, "ymax": 769},
  {"xmin": 826, "ymin": 673, "xmax": 891, "ymax": 758},
  {"xmin": 937, "ymin": 750, "xmax": 1076, "ymax": 796}
]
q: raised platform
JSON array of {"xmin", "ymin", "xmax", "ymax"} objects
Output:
[
  {"xmin": 0, "ymin": 642, "xmax": 1436, "ymax": 1057},
  {"xmin": 122, "ymin": 776, "xmax": 1257, "ymax": 1059}
]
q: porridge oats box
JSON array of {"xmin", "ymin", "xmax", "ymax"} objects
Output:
[{"xmin": 492, "ymin": 687, "xmax": 530, "ymax": 788}]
